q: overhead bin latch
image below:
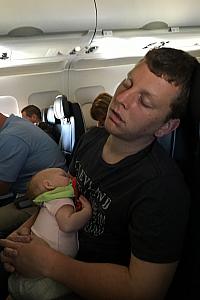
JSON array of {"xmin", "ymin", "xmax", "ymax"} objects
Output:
[
  {"xmin": 0, "ymin": 52, "xmax": 9, "ymax": 60},
  {"xmin": 168, "ymin": 27, "xmax": 180, "ymax": 32},
  {"xmin": 103, "ymin": 30, "xmax": 113, "ymax": 37},
  {"xmin": 85, "ymin": 46, "xmax": 98, "ymax": 54}
]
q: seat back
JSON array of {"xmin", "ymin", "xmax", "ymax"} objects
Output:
[
  {"xmin": 53, "ymin": 95, "xmax": 85, "ymax": 164},
  {"xmin": 40, "ymin": 106, "xmax": 60, "ymax": 143},
  {"xmin": 0, "ymin": 95, "xmax": 19, "ymax": 116},
  {"xmin": 164, "ymin": 62, "xmax": 200, "ymax": 299},
  {"xmin": 158, "ymin": 120, "xmax": 191, "ymax": 179},
  {"xmin": 182, "ymin": 62, "xmax": 200, "ymax": 299}
]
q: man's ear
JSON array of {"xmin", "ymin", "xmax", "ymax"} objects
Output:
[
  {"xmin": 154, "ymin": 118, "xmax": 180, "ymax": 138},
  {"xmin": 42, "ymin": 179, "xmax": 55, "ymax": 191}
]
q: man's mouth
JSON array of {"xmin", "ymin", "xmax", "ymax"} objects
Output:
[{"xmin": 109, "ymin": 108, "xmax": 125, "ymax": 124}]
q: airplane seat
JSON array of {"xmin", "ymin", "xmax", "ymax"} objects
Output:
[
  {"xmin": 41, "ymin": 107, "xmax": 48, "ymax": 122},
  {"xmin": 81, "ymin": 102, "xmax": 97, "ymax": 130},
  {"xmin": 165, "ymin": 62, "xmax": 200, "ymax": 299},
  {"xmin": 157, "ymin": 121, "xmax": 190, "ymax": 178},
  {"xmin": 158, "ymin": 131, "xmax": 176, "ymax": 158},
  {"xmin": 39, "ymin": 106, "xmax": 60, "ymax": 143},
  {"xmin": 0, "ymin": 95, "xmax": 19, "ymax": 116},
  {"xmin": 53, "ymin": 94, "xmax": 85, "ymax": 165},
  {"xmin": 181, "ymin": 61, "xmax": 200, "ymax": 299}
]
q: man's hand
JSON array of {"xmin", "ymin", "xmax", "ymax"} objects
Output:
[
  {"xmin": 7, "ymin": 226, "xmax": 32, "ymax": 243},
  {"xmin": 0, "ymin": 226, "xmax": 32, "ymax": 272},
  {"xmin": 0, "ymin": 236, "xmax": 51, "ymax": 277}
]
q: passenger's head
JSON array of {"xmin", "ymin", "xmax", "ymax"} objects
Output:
[
  {"xmin": 105, "ymin": 47, "xmax": 198, "ymax": 145},
  {"xmin": 27, "ymin": 168, "xmax": 70, "ymax": 200},
  {"xmin": 144, "ymin": 47, "xmax": 198, "ymax": 120},
  {"xmin": 90, "ymin": 92, "xmax": 112, "ymax": 127},
  {"xmin": 21, "ymin": 105, "xmax": 42, "ymax": 124}
]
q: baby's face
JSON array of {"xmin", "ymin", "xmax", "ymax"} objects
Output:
[{"xmin": 51, "ymin": 168, "xmax": 70, "ymax": 187}]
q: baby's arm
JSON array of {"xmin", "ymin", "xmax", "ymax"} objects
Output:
[{"xmin": 55, "ymin": 195, "xmax": 92, "ymax": 233}]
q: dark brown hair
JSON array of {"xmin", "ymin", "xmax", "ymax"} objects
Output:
[
  {"xmin": 144, "ymin": 47, "xmax": 198, "ymax": 120},
  {"xmin": 21, "ymin": 104, "xmax": 42, "ymax": 121},
  {"xmin": 90, "ymin": 92, "xmax": 112, "ymax": 126}
]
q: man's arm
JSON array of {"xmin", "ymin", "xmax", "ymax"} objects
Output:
[
  {"xmin": 6, "ymin": 211, "xmax": 39, "ymax": 245},
  {"xmin": 0, "ymin": 238, "xmax": 177, "ymax": 300},
  {"xmin": 9, "ymin": 210, "xmax": 39, "ymax": 239},
  {"xmin": 46, "ymin": 252, "xmax": 177, "ymax": 300}
]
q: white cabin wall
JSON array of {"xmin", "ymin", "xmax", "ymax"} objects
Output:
[
  {"xmin": 0, "ymin": 70, "xmax": 66, "ymax": 111},
  {"xmin": 68, "ymin": 63, "xmax": 136, "ymax": 104}
]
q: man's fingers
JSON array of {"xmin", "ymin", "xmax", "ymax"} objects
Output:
[
  {"xmin": 0, "ymin": 238, "xmax": 19, "ymax": 249},
  {"xmin": 9, "ymin": 235, "xmax": 31, "ymax": 243},
  {"xmin": 4, "ymin": 262, "xmax": 15, "ymax": 273},
  {"xmin": 0, "ymin": 239, "xmax": 19, "ymax": 259},
  {"xmin": 3, "ymin": 247, "xmax": 18, "ymax": 257},
  {"xmin": 18, "ymin": 227, "xmax": 30, "ymax": 236}
]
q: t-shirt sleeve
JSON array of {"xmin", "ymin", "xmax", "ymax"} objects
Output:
[
  {"xmin": 129, "ymin": 175, "xmax": 190, "ymax": 263},
  {"xmin": 0, "ymin": 135, "xmax": 29, "ymax": 182},
  {"xmin": 45, "ymin": 198, "xmax": 75, "ymax": 216}
]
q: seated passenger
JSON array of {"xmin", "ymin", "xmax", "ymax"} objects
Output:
[
  {"xmin": 0, "ymin": 112, "xmax": 67, "ymax": 235},
  {"xmin": 0, "ymin": 48, "xmax": 197, "ymax": 300},
  {"xmin": 90, "ymin": 92, "xmax": 112, "ymax": 127},
  {"xmin": 7, "ymin": 168, "xmax": 92, "ymax": 300},
  {"xmin": 21, "ymin": 104, "xmax": 42, "ymax": 125},
  {"xmin": 21, "ymin": 104, "xmax": 59, "ymax": 142}
]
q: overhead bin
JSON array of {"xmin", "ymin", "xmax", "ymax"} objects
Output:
[
  {"xmin": 0, "ymin": 0, "xmax": 200, "ymax": 77},
  {"xmin": 0, "ymin": 0, "xmax": 95, "ymax": 35},
  {"xmin": 1, "ymin": 0, "xmax": 200, "ymax": 36},
  {"xmin": 96, "ymin": 0, "xmax": 200, "ymax": 30},
  {"xmin": 0, "ymin": 0, "xmax": 97, "ymax": 73}
]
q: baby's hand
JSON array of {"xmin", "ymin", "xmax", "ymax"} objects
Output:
[{"xmin": 79, "ymin": 195, "xmax": 92, "ymax": 217}]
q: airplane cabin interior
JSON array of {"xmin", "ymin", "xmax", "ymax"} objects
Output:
[{"xmin": 0, "ymin": 0, "xmax": 200, "ymax": 299}]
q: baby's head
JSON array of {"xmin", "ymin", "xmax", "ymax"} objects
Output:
[{"xmin": 27, "ymin": 168, "xmax": 70, "ymax": 200}]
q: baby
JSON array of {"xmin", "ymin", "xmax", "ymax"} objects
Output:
[{"xmin": 7, "ymin": 167, "xmax": 92, "ymax": 300}]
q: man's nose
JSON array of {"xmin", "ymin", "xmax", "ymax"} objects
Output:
[{"xmin": 116, "ymin": 88, "xmax": 137, "ymax": 109}]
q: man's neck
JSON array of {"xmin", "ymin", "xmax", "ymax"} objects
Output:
[
  {"xmin": 102, "ymin": 134, "xmax": 154, "ymax": 164},
  {"xmin": 0, "ymin": 113, "xmax": 7, "ymax": 128}
]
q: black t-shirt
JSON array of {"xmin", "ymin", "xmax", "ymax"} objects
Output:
[{"xmin": 69, "ymin": 127, "xmax": 190, "ymax": 266}]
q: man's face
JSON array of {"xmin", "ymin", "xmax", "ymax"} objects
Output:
[
  {"xmin": 22, "ymin": 111, "xmax": 39, "ymax": 124},
  {"xmin": 105, "ymin": 61, "xmax": 180, "ymax": 143}
]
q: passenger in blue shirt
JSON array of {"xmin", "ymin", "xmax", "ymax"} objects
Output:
[{"xmin": 0, "ymin": 113, "xmax": 67, "ymax": 235}]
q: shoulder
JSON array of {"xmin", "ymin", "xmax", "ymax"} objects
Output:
[
  {"xmin": 144, "ymin": 141, "xmax": 184, "ymax": 178},
  {"xmin": 84, "ymin": 127, "xmax": 108, "ymax": 144},
  {"xmin": 84, "ymin": 127, "xmax": 108, "ymax": 141},
  {"xmin": 1, "ymin": 115, "xmax": 57, "ymax": 145},
  {"xmin": 74, "ymin": 127, "xmax": 108, "ymax": 152},
  {"xmin": 45, "ymin": 198, "xmax": 75, "ymax": 215},
  {"xmin": 131, "ymin": 142, "xmax": 190, "ymax": 221}
]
